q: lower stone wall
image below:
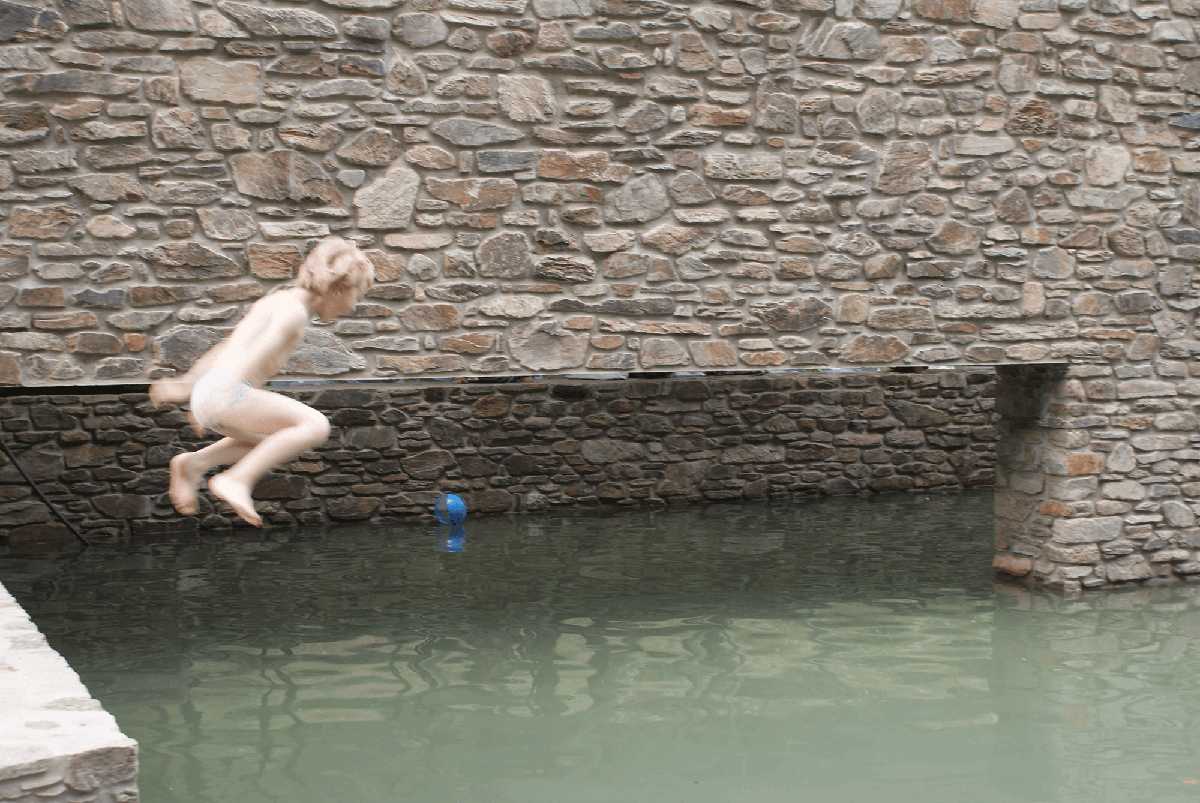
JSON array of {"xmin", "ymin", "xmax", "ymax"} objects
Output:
[
  {"xmin": 0, "ymin": 582, "xmax": 137, "ymax": 803},
  {"xmin": 0, "ymin": 370, "xmax": 997, "ymax": 542}
]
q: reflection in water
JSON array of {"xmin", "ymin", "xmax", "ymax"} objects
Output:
[{"xmin": 2, "ymin": 492, "xmax": 1200, "ymax": 802}]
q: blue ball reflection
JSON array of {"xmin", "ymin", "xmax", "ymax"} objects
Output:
[{"xmin": 436, "ymin": 524, "xmax": 466, "ymax": 552}]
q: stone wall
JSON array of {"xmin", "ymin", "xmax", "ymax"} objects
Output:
[
  {"xmin": 0, "ymin": 371, "xmax": 996, "ymax": 540},
  {"xmin": 993, "ymin": 363, "xmax": 1200, "ymax": 593},
  {"xmin": 1, "ymin": 0, "xmax": 1199, "ymax": 386},
  {"xmin": 0, "ymin": 582, "xmax": 138, "ymax": 803}
]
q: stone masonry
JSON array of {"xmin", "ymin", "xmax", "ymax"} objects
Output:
[
  {"xmin": 3, "ymin": 0, "xmax": 1200, "ymax": 590},
  {"xmin": 0, "ymin": 371, "xmax": 996, "ymax": 540},
  {"xmin": 0, "ymin": 582, "xmax": 138, "ymax": 803}
]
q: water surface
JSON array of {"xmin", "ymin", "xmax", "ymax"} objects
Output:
[{"xmin": 4, "ymin": 492, "xmax": 1200, "ymax": 803}]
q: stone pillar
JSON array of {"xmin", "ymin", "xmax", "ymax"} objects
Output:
[{"xmin": 994, "ymin": 365, "xmax": 1200, "ymax": 593}]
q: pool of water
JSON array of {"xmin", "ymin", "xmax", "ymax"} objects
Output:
[{"xmin": 3, "ymin": 491, "xmax": 1200, "ymax": 803}]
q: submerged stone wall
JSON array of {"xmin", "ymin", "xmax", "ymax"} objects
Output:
[{"xmin": 0, "ymin": 371, "xmax": 996, "ymax": 540}]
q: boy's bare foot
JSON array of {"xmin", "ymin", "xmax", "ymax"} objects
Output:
[
  {"xmin": 209, "ymin": 473, "xmax": 263, "ymax": 527},
  {"xmin": 169, "ymin": 453, "xmax": 203, "ymax": 516}
]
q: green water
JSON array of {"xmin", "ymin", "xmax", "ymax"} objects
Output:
[{"xmin": 3, "ymin": 491, "xmax": 1200, "ymax": 803}]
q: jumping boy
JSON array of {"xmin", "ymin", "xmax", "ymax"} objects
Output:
[{"xmin": 150, "ymin": 237, "xmax": 374, "ymax": 527}]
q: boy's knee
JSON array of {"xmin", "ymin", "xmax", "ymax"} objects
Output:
[{"xmin": 303, "ymin": 410, "xmax": 331, "ymax": 445}]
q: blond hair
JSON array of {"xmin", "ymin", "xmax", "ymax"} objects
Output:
[{"xmin": 297, "ymin": 237, "xmax": 374, "ymax": 299}]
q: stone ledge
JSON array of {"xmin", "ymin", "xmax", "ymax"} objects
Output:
[{"xmin": 0, "ymin": 582, "xmax": 137, "ymax": 803}]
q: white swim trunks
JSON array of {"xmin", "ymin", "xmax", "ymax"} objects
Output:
[{"xmin": 189, "ymin": 370, "xmax": 253, "ymax": 433}]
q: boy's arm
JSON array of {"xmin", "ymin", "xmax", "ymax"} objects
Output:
[{"xmin": 150, "ymin": 341, "xmax": 231, "ymax": 407}]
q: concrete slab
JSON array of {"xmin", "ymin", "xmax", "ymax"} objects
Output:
[{"xmin": 0, "ymin": 581, "xmax": 137, "ymax": 803}]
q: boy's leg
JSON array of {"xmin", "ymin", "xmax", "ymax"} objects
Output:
[
  {"xmin": 204, "ymin": 389, "xmax": 331, "ymax": 526},
  {"xmin": 169, "ymin": 438, "xmax": 257, "ymax": 515}
]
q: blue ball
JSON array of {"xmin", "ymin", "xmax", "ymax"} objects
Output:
[{"xmin": 435, "ymin": 493, "xmax": 467, "ymax": 525}]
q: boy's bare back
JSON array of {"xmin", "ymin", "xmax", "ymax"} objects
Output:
[{"xmin": 213, "ymin": 289, "xmax": 312, "ymax": 388}]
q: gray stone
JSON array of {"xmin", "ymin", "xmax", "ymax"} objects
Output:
[
  {"xmin": 392, "ymin": 13, "xmax": 449, "ymax": 46},
  {"xmin": 432, "ymin": 118, "xmax": 525, "ymax": 147},
  {"xmin": 124, "ymin": 0, "xmax": 196, "ymax": 32},
  {"xmin": 336, "ymin": 129, "xmax": 402, "ymax": 167},
  {"xmin": 2, "ymin": 71, "xmax": 140, "ymax": 96},
  {"xmin": 197, "ymin": 208, "xmax": 257, "ymax": 241},
  {"xmin": 0, "ymin": 1, "xmax": 68, "ymax": 42},
  {"xmin": 67, "ymin": 174, "xmax": 146, "ymax": 202},
  {"xmin": 152, "ymin": 325, "xmax": 224, "ymax": 370},
  {"xmin": 282, "ymin": 330, "xmax": 367, "ymax": 375},
  {"xmin": 477, "ymin": 232, "xmax": 533, "ymax": 278},
  {"xmin": 874, "ymin": 142, "xmax": 933, "ymax": 195},
  {"xmin": 354, "ymin": 163, "xmax": 419, "ymax": 229},
  {"xmin": 151, "ymin": 107, "xmax": 205, "ymax": 149},
  {"xmin": 498, "ymin": 75, "xmax": 555, "ymax": 122},
  {"xmin": 1066, "ymin": 186, "xmax": 1146, "ymax": 210},
  {"xmin": 604, "ymin": 175, "xmax": 669, "ymax": 224},
  {"xmin": 806, "ymin": 21, "xmax": 882, "ymax": 60},
  {"xmin": 0, "ymin": 45, "xmax": 47, "ymax": 69},
  {"xmin": 144, "ymin": 243, "xmax": 244, "ymax": 280},
  {"xmin": 509, "ymin": 322, "xmax": 587, "ymax": 370},
  {"xmin": 477, "ymin": 150, "xmax": 540, "ymax": 173},
  {"xmin": 857, "ymin": 89, "xmax": 900, "ymax": 135},
  {"xmin": 387, "ymin": 57, "xmax": 428, "ymax": 95},
  {"xmin": 216, "ymin": 2, "xmax": 337, "ymax": 37}
]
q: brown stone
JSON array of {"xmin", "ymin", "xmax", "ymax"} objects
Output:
[
  {"xmin": 405, "ymin": 144, "xmax": 455, "ymax": 170},
  {"xmin": 537, "ymin": 150, "xmax": 629, "ymax": 182},
  {"xmin": 230, "ymin": 151, "xmax": 343, "ymax": 205},
  {"xmin": 279, "ymin": 123, "xmax": 344, "ymax": 153},
  {"xmin": 426, "ymin": 178, "xmax": 518, "ymax": 211},
  {"xmin": 993, "ymin": 554, "xmax": 1032, "ymax": 577},
  {"xmin": 995, "ymin": 188, "xmax": 1032, "ymax": 223},
  {"xmin": 1005, "ymin": 98, "xmax": 1059, "ymax": 136},
  {"xmin": 534, "ymin": 256, "xmax": 597, "ymax": 283},
  {"xmin": 688, "ymin": 104, "xmax": 752, "ymax": 126},
  {"xmin": 842, "ymin": 335, "xmax": 910, "ymax": 362},
  {"xmin": 336, "ymin": 128, "xmax": 402, "ymax": 167},
  {"xmin": 753, "ymin": 299, "xmax": 832, "ymax": 331},
  {"xmin": 248, "ymin": 244, "xmax": 301, "ymax": 279},
  {"xmin": 927, "ymin": 220, "xmax": 983, "ymax": 255},
  {"xmin": 440, "ymin": 333, "xmax": 495, "ymax": 354},
  {"xmin": 0, "ymin": 245, "xmax": 30, "ymax": 279},
  {"xmin": 873, "ymin": 141, "xmax": 933, "ymax": 195},
  {"xmin": 9, "ymin": 204, "xmax": 83, "ymax": 239},
  {"xmin": 66, "ymin": 332, "xmax": 122, "ymax": 354},
  {"xmin": 386, "ymin": 57, "xmax": 427, "ymax": 95},
  {"xmin": 642, "ymin": 225, "xmax": 716, "ymax": 255},
  {"xmin": 67, "ymin": 174, "xmax": 146, "ymax": 202},
  {"xmin": 398, "ymin": 304, "xmax": 460, "ymax": 331},
  {"xmin": 180, "ymin": 58, "xmax": 260, "ymax": 105},
  {"xmin": 869, "ymin": 308, "xmax": 935, "ymax": 330},
  {"xmin": 0, "ymin": 102, "xmax": 48, "ymax": 144}
]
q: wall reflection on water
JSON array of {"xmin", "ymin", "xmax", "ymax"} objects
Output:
[{"xmin": 3, "ymin": 493, "xmax": 1200, "ymax": 803}]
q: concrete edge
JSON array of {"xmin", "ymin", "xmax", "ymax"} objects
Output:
[{"xmin": 0, "ymin": 581, "xmax": 138, "ymax": 803}]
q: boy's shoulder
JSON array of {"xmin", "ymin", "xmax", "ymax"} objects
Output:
[{"xmin": 250, "ymin": 287, "xmax": 309, "ymax": 322}]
